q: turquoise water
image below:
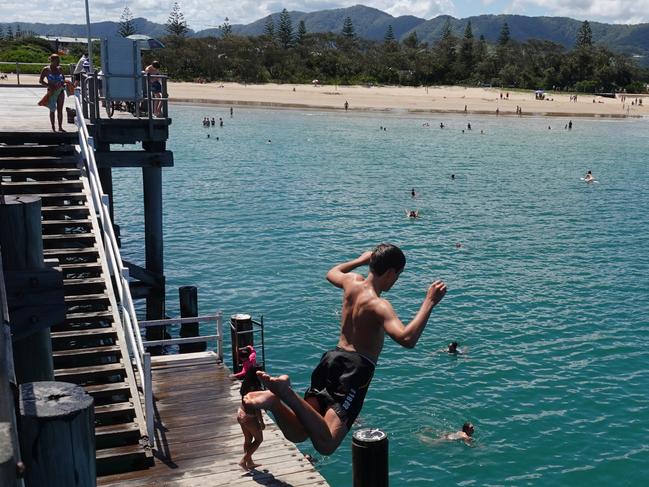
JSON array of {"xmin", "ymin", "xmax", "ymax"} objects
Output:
[{"xmin": 113, "ymin": 106, "xmax": 649, "ymax": 486}]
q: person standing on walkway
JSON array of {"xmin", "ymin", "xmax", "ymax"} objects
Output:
[{"xmin": 38, "ymin": 54, "xmax": 68, "ymax": 132}]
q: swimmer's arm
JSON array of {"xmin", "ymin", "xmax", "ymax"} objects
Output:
[
  {"xmin": 326, "ymin": 251, "xmax": 372, "ymax": 288},
  {"xmin": 380, "ymin": 281, "xmax": 447, "ymax": 349}
]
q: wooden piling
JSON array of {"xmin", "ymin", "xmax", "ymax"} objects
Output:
[
  {"xmin": 352, "ymin": 429, "xmax": 389, "ymax": 487},
  {"xmin": 142, "ymin": 153, "xmax": 165, "ymax": 352},
  {"xmin": 230, "ymin": 313, "xmax": 254, "ymax": 374},
  {"xmin": 0, "ymin": 195, "xmax": 54, "ymax": 384},
  {"xmin": 18, "ymin": 381, "xmax": 95, "ymax": 487},
  {"xmin": 178, "ymin": 286, "xmax": 205, "ymax": 353}
]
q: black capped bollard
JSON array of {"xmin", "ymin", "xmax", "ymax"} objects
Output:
[
  {"xmin": 178, "ymin": 286, "xmax": 205, "ymax": 353},
  {"xmin": 352, "ymin": 428, "xmax": 388, "ymax": 487},
  {"xmin": 230, "ymin": 313, "xmax": 253, "ymax": 374}
]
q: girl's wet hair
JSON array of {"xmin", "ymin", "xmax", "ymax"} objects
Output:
[{"xmin": 239, "ymin": 365, "xmax": 263, "ymax": 396}]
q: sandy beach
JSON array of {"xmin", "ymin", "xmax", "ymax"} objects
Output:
[
  {"xmin": 169, "ymin": 82, "xmax": 647, "ymax": 118},
  {"xmin": 3, "ymin": 74, "xmax": 646, "ymax": 118}
]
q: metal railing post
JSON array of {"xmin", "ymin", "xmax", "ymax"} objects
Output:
[
  {"xmin": 15, "ymin": 61, "xmax": 20, "ymax": 85},
  {"xmin": 143, "ymin": 353, "xmax": 155, "ymax": 448},
  {"xmin": 216, "ymin": 312, "xmax": 223, "ymax": 362}
]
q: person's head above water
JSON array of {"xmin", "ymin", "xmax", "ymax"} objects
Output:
[
  {"xmin": 448, "ymin": 341, "xmax": 458, "ymax": 353},
  {"xmin": 369, "ymin": 244, "xmax": 406, "ymax": 286},
  {"xmin": 462, "ymin": 422, "xmax": 474, "ymax": 436}
]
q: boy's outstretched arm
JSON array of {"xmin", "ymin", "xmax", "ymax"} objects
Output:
[{"xmin": 326, "ymin": 251, "xmax": 372, "ymax": 288}]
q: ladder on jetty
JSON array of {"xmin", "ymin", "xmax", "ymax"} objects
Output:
[{"xmin": 0, "ymin": 131, "xmax": 152, "ymax": 475}]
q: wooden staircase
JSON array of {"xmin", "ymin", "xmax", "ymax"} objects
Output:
[{"xmin": 0, "ymin": 133, "xmax": 152, "ymax": 476}]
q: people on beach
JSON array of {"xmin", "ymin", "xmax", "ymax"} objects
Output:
[
  {"xmin": 344, "ymin": 100, "xmax": 349, "ymax": 111},
  {"xmin": 144, "ymin": 61, "xmax": 163, "ymax": 117},
  {"xmin": 38, "ymin": 54, "xmax": 69, "ymax": 132},
  {"xmin": 243, "ymin": 244, "xmax": 447, "ymax": 455},
  {"xmin": 236, "ymin": 365, "xmax": 265, "ymax": 470}
]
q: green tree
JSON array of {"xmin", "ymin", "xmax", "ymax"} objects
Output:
[
  {"xmin": 458, "ymin": 21, "xmax": 474, "ymax": 78},
  {"xmin": 403, "ymin": 31, "xmax": 419, "ymax": 49},
  {"xmin": 342, "ymin": 17, "xmax": 356, "ymax": 39},
  {"xmin": 263, "ymin": 16, "xmax": 275, "ymax": 39},
  {"xmin": 166, "ymin": 2, "xmax": 189, "ymax": 37},
  {"xmin": 119, "ymin": 6, "xmax": 136, "ymax": 37},
  {"xmin": 576, "ymin": 20, "xmax": 593, "ymax": 48},
  {"xmin": 0, "ymin": 26, "xmax": 4, "ymax": 41},
  {"xmin": 498, "ymin": 21, "xmax": 510, "ymax": 46},
  {"xmin": 384, "ymin": 25, "xmax": 396, "ymax": 43},
  {"xmin": 6, "ymin": 26, "xmax": 13, "ymax": 40},
  {"xmin": 220, "ymin": 17, "xmax": 232, "ymax": 38},
  {"xmin": 437, "ymin": 19, "xmax": 457, "ymax": 80},
  {"xmin": 278, "ymin": 9, "xmax": 293, "ymax": 48},
  {"xmin": 296, "ymin": 20, "xmax": 307, "ymax": 44}
]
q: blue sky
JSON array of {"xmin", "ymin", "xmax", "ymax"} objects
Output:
[{"xmin": 1, "ymin": 1, "xmax": 647, "ymax": 27}]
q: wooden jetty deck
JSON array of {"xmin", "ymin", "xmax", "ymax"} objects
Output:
[{"xmin": 98, "ymin": 352, "xmax": 329, "ymax": 487}]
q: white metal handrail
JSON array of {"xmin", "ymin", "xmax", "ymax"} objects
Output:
[
  {"xmin": 138, "ymin": 313, "xmax": 224, "ymax": 362},
  {"xmin": 73, "ymin": 88, "xmax": 152, "ymax": 443}
]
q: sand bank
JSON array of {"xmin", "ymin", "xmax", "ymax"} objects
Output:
[{"xmin": 169, "ymin": 82, "xmax": 647, "ymax": 118}]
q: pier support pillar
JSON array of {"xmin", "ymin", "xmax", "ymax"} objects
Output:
[
  {"xmin": 142, "ymin": 141, "xmax": 166, "ymax": 352},
  {"xmin": 179, "ymin": 286, "xmax": 204, "ymax": 353}
]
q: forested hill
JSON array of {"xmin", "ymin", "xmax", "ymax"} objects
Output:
[{"xmin": 2, "ymin": 4, "xmax": 649, "ymax": 59}]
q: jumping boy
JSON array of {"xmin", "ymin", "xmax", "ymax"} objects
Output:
[{"xmin": 244, "ymin": 244, "xmax": 447, "ymax": 455}]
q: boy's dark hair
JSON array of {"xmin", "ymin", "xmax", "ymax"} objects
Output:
[
  {"xmin": 152, "ymin": 60, "xmax": 161, "ymax": 69},
  {"xmin": 239, "ymin": 365, "xmax": 263, "ymax": 396},
  {"xmin": 369, "ymin": 243, "xmax": 406, "ymax": 276}
]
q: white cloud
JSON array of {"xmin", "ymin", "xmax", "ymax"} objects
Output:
[
  {"xmin": 509, "ymin": 0, "xmax": 649, "ymax": 23},
  {"xmin": 1, "ymin": 1, "xmax": 648, "ymax": 27}
]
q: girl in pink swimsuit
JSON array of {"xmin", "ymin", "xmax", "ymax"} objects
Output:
[{"xmin": 237, "ymin": 365, "xmax": 265, "ymax": 469}]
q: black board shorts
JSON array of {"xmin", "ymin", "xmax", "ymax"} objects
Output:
[{"xmin": 304, "ymin": 347, "xmax": 375, "ymax": 429}]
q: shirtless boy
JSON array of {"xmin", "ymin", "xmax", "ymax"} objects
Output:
[{"xmin": 244, "ymin": 243, "xmax": 447, "ymax": 455}]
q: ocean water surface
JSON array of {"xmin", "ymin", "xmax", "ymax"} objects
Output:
[{"xmin": 112, "ymin": 105, "xmax": 649, "ymax": 486}]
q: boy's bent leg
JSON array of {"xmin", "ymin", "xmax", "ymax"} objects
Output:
[
  {"xmin": 244, "ymin": 390, "xmax": 308, "ymax": 443},
  {"xmin": 257, "ymin": 372, "xmax": 349, "ymax": 455}
]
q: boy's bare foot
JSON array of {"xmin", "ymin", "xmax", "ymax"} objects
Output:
[
  {"xmin": 243, "ymin": 390, "xmax": 279, "ymax": 410},
  {"xmin": 238, "ymin": 458, "xmax": 247, "ymax": 470},
  {"xmin": 58, "ymin": 127, "xmax": 66, "ymax": 132},
  {"xmin": 256, "ymin": 371, "xmax": 292, "ymax": 400},
  {"xmin": 246, "ymin": 461, "xmax": 261, "ymax": 469}
]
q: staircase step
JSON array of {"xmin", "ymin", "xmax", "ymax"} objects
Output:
[
  {"xmin": 42, "ymin": 233, "xmax": 96, "ymax": 249},
  {"xmin": 0, "ymin": 167, "xmax": 81, "ymax": 180},
  {"xmin": 42, "ymin": 218, "xmax": 92, "ymax": 228},
  {"xmin": 54, "ymin": 362, "xmax": 125, "ymax": 382},
  {"xmin": 1, "ymin": 179, "xmax": 84, "ymax": 193},
  {"xmin": 0, "ymin": 132, "xmax": 78, "ymax": 146},
  {"xmin": 65, "ymin": 292, "xmax": 110, "ymax": 303},
  {"xmin": 95, "ymin": 401, "xmax": 135, "ymax": 420},
  {"xmin": 84, "ymin": 381, "xmax": 131, "ymax": 398},
  {"xmin": 65, "ymin": 310, "xmax": 114, "ymax": 324},
  {"xmin": 41, "ymin": 204, "xmax": 89, "ymax": 215},
  {"xmin": 96, "ymin": 423, "xmax": 141, "ymax": 449},
  {"xmin": 31, "ymin": 192, "xmax": 87, "ymax": 204},
  {"xmin": 51, "ymin": 327, "xmax": 117, "ymax": 340},
  {"xmin": 44, "ymin": 246, "xmax": 98, "ymax": 257},
  {"xmin": 0, "ymin": 144, "xmax": 75, "ymax": 158},
  {"xmin": 52, "ymin": 344, "xmax": 121, "ymax": 359}
]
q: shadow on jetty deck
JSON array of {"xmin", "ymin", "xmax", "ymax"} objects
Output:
[{"xmin": 98, "ymin": 352, "xmax": 329, "ymax": 487}]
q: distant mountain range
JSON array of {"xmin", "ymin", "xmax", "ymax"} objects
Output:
[{"xmin": 3, "ymin": 5, "xmax": 649, "ymax": 61}]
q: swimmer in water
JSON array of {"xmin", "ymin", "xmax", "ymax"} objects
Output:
[
  {"xmin": 455, "ymin": 242, "xmax": 462, "ymax": 249},
  {"xmin": 451, "ymin": 174, "xmax": 455, "ymax": 180},
  {"xmin": 584, "ymin": 170, "xmax": 594, "ymax": 182},
  {"xmin": 406, "ymin": 209, "xmax": 419, "ymax": 219},
  {"xmin": 446, "ymin": 341, "xmax": 461, "ymax": 354},
  {"xmin": 445, "ymin": 422, "xmax": 474, "ymax": 444},
  {"xmin": 411, "ymin": 188, "xmax": 416, "ymax": 198}
]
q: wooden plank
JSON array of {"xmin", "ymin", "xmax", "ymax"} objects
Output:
[{"xmin": 95, "ymin": 150, "xmax": 174, "ymax": 168}]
